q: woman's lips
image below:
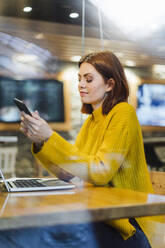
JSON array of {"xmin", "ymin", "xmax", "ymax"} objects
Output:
[{"xmin": 80, "ymin": 92, "xmax": 88, "ymax": 97}]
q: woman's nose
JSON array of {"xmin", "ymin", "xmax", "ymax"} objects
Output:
[{"xmin": 79, "ymin": 80, "xmax": 86, "ymax": 88}]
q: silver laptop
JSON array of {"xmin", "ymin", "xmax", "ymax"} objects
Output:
[{"xmin": 0, "ymin": 167, "xmax": 75, "ymax": 192}]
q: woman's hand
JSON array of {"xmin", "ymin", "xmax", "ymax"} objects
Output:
[{"xmin": 20, "ymin": 111, "xmax": 53, "ymax": 144}]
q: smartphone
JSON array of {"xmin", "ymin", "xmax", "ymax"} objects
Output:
[{"xmin": 13, "ymin": 98, "xmax": 32, "ymax": 116}]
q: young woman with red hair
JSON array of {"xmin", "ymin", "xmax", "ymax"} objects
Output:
[{"xmin": 0, "ymin": 51, "xmax": 155, "ymax": 248}]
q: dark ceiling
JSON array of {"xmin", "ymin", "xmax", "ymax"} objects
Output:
[
  {"xmin": 0, "ymin": 0, "xmax": 125, "ymax": 40},
  {"xmin": 0, "ymin": 0, "xmax": 100, "ymax": 27}
]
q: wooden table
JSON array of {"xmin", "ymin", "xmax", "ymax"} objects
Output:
[{"xmin": 0, "ymin": 184, "xmax": 165, "ymax": 230}]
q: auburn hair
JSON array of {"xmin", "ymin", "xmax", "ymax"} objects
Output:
[{"xmin": 78, "ymin": 51, "xmax": 129, "ymax": 115}]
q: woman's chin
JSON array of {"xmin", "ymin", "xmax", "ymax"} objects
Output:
[
  {"xmin": 81, "ymin": 100, "xmax": 91, "ymax": 104},
  {"xmin": 80, "ymin": 98, "xmax": 87, "ymax": 103}
]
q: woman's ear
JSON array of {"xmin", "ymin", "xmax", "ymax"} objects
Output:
[{"xmin": 106, "ymin": 78, "xmax": 115, "ymax": 92}]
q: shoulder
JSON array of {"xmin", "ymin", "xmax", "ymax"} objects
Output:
[
  {"xmin": 108, "ymin": 102, "xmax": 136, "ymax": 119},
  {"xmin": 105, "ymin": 102, "xmax": 140, "ymax": 131},
  {"xmin": 112, "ymin": 102, "xmax": 135, "ymax": 113}
]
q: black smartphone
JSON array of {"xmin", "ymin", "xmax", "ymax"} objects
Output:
[{"xmin": 13, "ymin": 98, "xmax": 32, "ymax": 116}]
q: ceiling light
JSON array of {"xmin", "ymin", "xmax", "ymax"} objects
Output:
[
  {"xmin": 35, "ymin": 33, "xmax": 45, "ymax": 39},
  {"xmin": 71, "ymin": 55, "xmax": 81, "ymax": 62},
  {"xmin": 69, "ymin": 12, "xmax": 79, "ymax": 18},
  {"xmin": 125, "ymin": 60, "xmax": 136, "ymax": 67},
  {"xmin": 23, "ymin": 7, "xmax": 32, "ymax": 13}
]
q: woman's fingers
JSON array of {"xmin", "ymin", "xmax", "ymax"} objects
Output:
[
  {"xmin": 26, "ymin": 124, "xmax": 39, "ymax": 135},
  {"xmin": 20, "ymin": 119, "xmax": 35, "ymax": 136},
  {"xmin": 21, "ymin": 113, "xmax": 42, "ymax": 131},
  {"xmin": 32, "ymin": 111, "xmax": 41, "ymax": 120},
  {"xmin": 20, "ymin": 123, "xmax": 28, "ymax": 135},
  {"xmin": 22, "ymin": 110, "xmax": 41, "ymax": 121},
  {"xmin": 21, "ymin": 118, "xmax": 42, "ymax": 139},
  {"xmin": 20, "ymin": 124, "xmax": 42, "ymax": 143},
  {"xmin": 20, "ymin": 121, "xmax": 27, "ymax": 130},
  {"xmin": 20, "ymin": 111, "xmax": 47, "ymax": 143},
  {"xmin": 21, "ymin": 110, "xmax": 53, "ymax": 142},
  {"xmin": 21, "ymin": 112, "xmax": 39, "ymax": 125}
]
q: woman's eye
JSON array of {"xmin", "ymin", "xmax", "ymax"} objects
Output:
[{"xmin": 86, "ymin": 79, "xmax": 92, "ymax": 83}]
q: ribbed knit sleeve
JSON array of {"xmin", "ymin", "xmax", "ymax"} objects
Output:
[{"xmin": 32, "ymin": 132, "xmax": 91, "ymax": 181}]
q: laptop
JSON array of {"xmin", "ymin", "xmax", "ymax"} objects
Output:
[{"xmin": 0, "ymin": 167, "xmax": 75, "ymax": 192}]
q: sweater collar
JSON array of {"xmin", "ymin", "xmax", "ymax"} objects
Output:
[{"xmin": 92, "ymin": 106, "xmax": 105, "ymax": 122}]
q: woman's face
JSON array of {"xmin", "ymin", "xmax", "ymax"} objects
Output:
[{"xmin": 78, "ymin": 62, "xmax": 112, "ymax": 110}]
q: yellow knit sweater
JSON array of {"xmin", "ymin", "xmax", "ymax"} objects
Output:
[{"xmin": 32, "ymin": 102, "xmax": 161, "ymax": 245}]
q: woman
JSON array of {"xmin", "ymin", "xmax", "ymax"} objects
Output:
[
  {"xmin": 18, "ymin": 51, "xmax": 154, "ymax": 247},
  {"xmin": 0, "ymin": 51, "xmax": 154, "ymax": 248}
]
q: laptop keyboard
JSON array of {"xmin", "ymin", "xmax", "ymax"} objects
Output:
[{"xmin": 13, "ymin": 179, "xmax": 46, "ymax": 188}]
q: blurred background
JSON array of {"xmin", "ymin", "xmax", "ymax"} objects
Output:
[{"xmin": 0, "ymin": 0, "xmax": 165, "ymax": 178}]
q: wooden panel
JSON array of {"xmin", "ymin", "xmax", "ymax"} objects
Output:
[
  {"xmin": 150, "ymin": 171, "xmax": 165, "ymax": 195},
  {"xmin": 149, "ymin": 171, "xmax": 165, "ymax": 248}
]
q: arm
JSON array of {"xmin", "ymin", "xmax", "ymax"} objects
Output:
[{"xmin": 33, "ymin": 107, "xmax": 134, "ymax": 185}]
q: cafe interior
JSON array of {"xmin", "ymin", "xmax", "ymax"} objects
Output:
[
  {"xmin": 0, "ymin": 0, "xmax": 164, "ymax": 177},
  {"xmin": 0, "ymin": 0, "xmax": 165, "ymax": 247}
]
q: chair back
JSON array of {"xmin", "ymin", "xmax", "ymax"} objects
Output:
[{"xmin": 0, "ymin": 147, "xmax": 18, "ymax": 177}]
